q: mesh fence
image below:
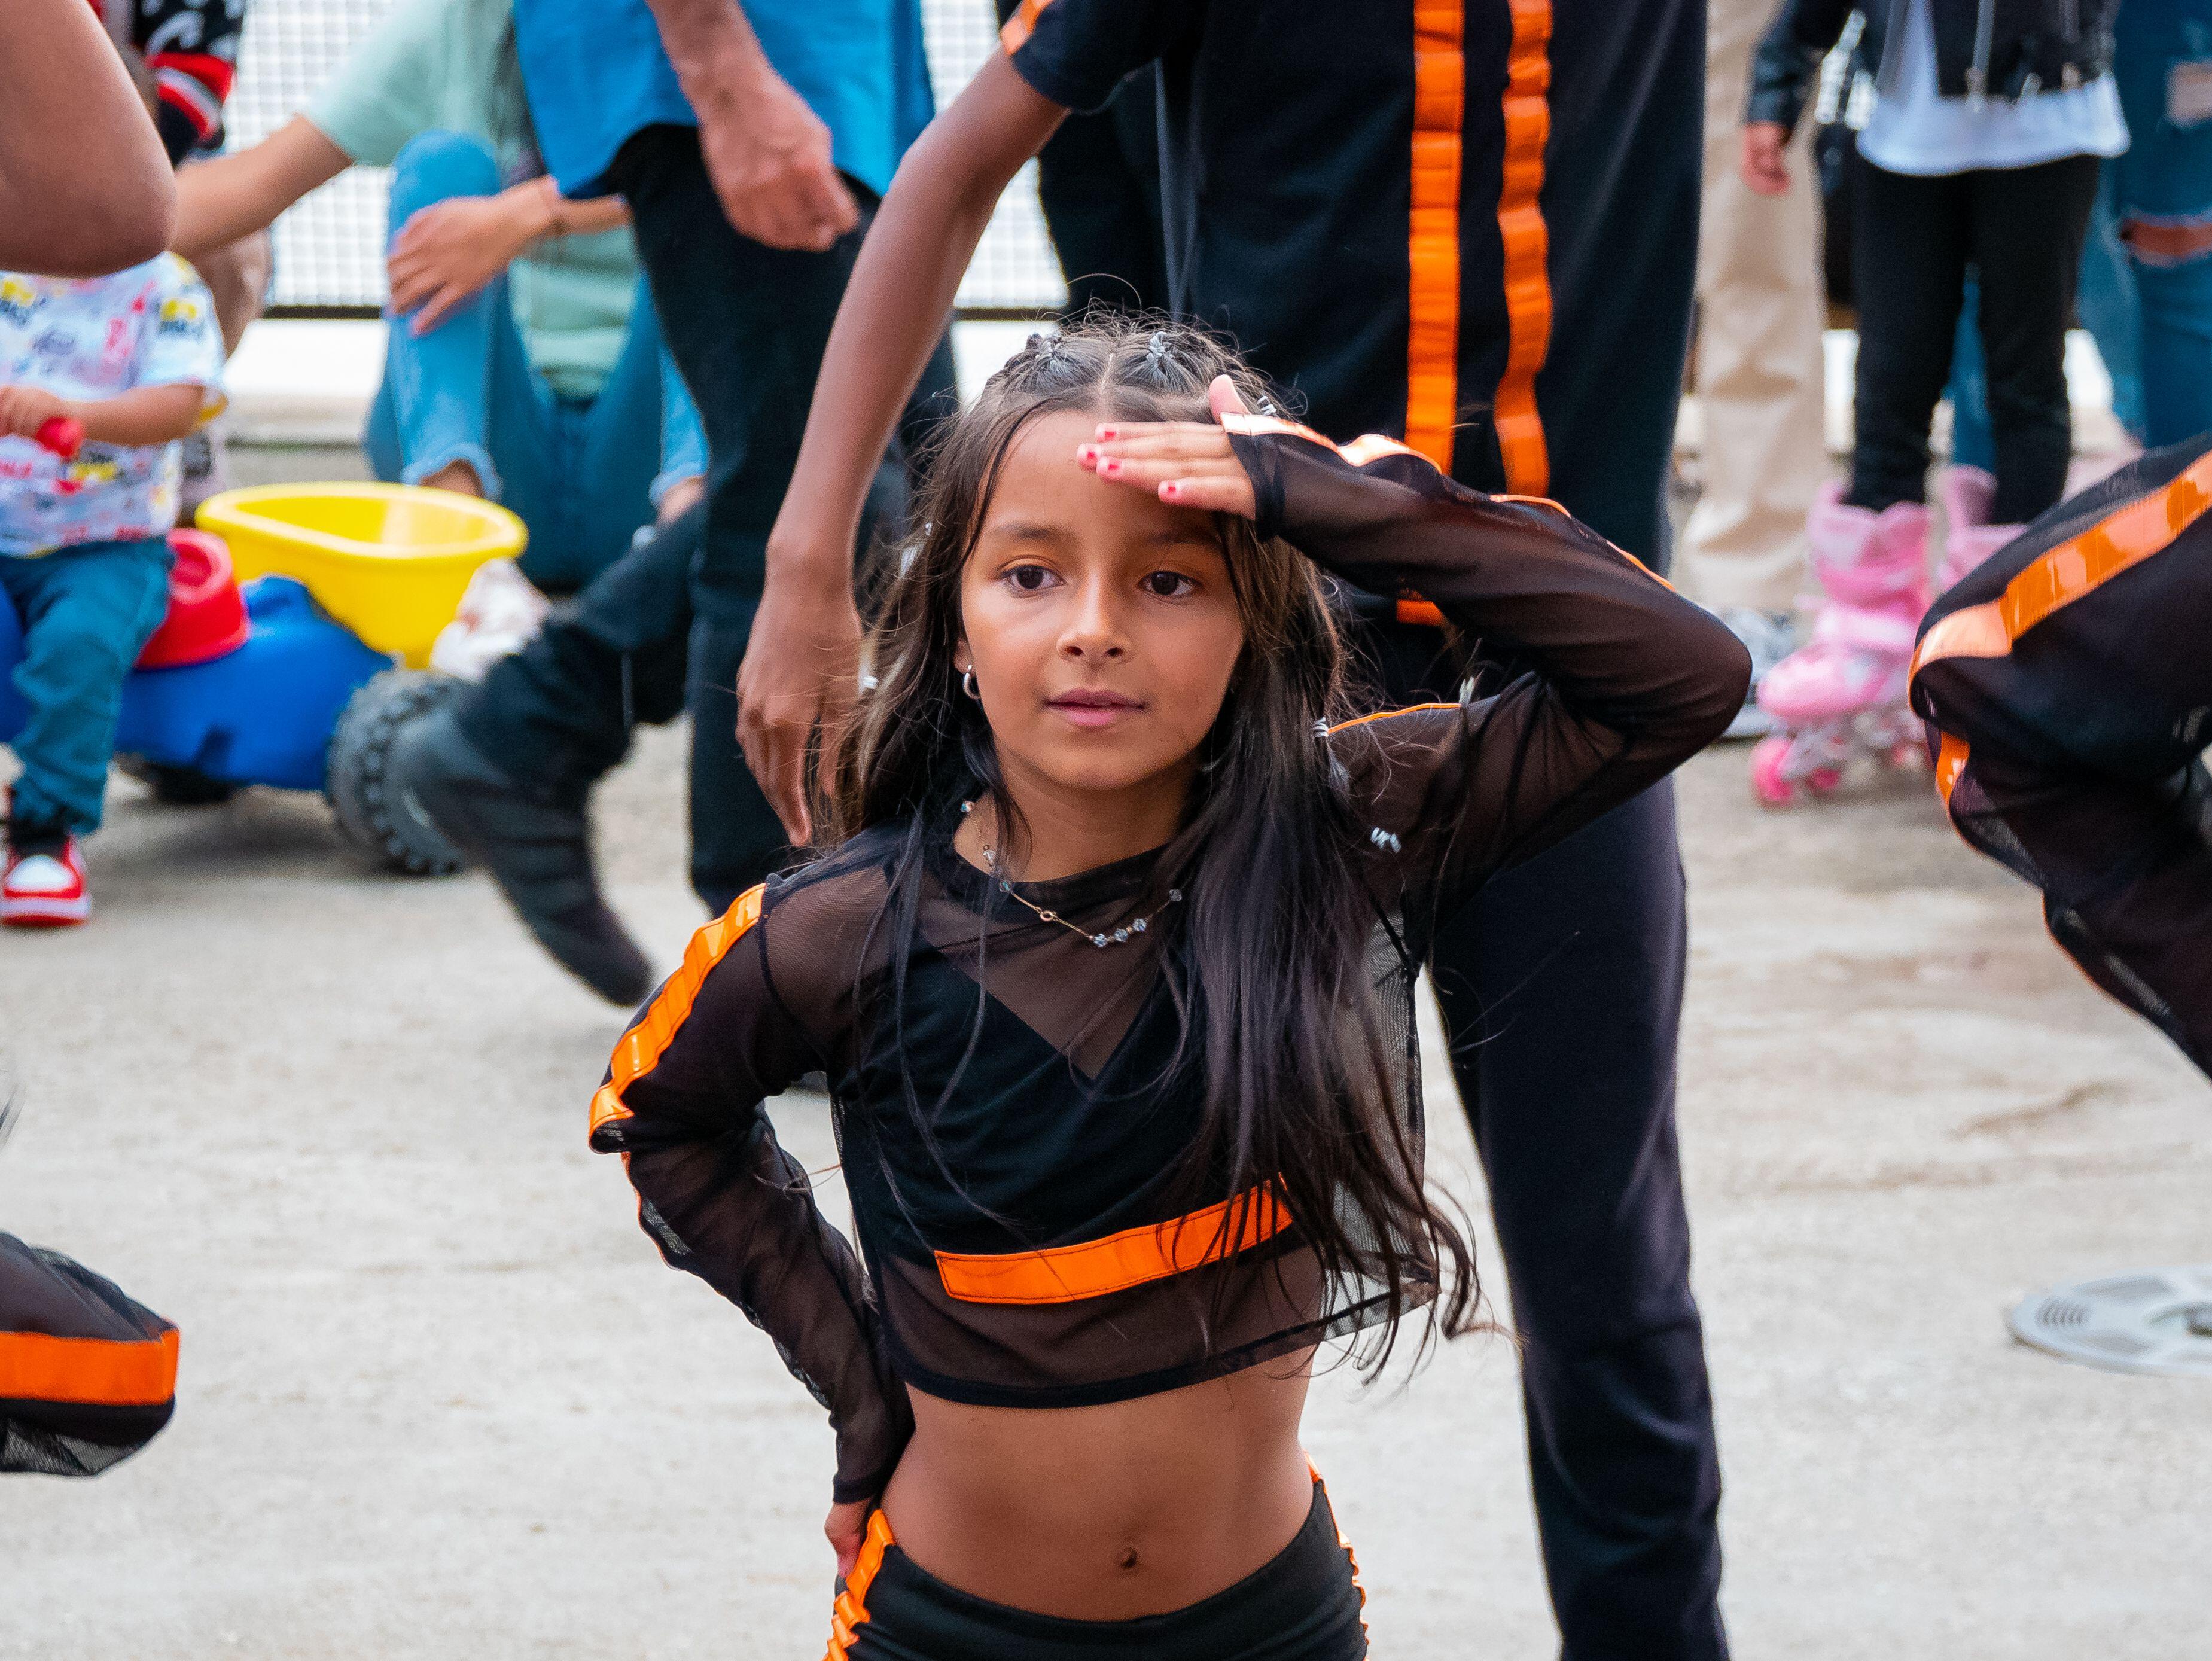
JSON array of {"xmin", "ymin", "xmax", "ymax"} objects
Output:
[{"xmin": 227, "ymin": 0, "xmax": 1067, "ymax": 315}]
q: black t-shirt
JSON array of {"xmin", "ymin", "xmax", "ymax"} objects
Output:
[
  {"xmin": 1004, "ymin": 1, "xmax": 1549, "ymax": 493},
  {"xmin": 587, "ymin": 423, "xmax": 1750, "ymax": 1503}
]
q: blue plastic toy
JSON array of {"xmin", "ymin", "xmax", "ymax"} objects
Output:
[{"xmin": 0, "ymin": 563, "xmax": 468, "ymax": 874}]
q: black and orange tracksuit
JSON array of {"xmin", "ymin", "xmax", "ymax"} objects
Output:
[
  {"xmin": 1003, "ymin": 4, "xmax": 1724, "ymax": 1656},
  {"xmin": 1, "ymin": 1233, "xmax": 177, "ymax": 1477},
  {"xmin": 1912, "ymin": 439, "xmax": 2212, "ymax": 1080}
]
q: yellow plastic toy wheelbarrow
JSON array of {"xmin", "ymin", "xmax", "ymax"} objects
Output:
[{"xmin": 196, "ymin": 483, "xmax": 527, "ymax": 668}]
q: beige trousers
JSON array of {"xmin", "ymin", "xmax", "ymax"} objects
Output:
[{"xmin": 1677, "ymin": 0, "xmax": 1831, "ymax": 614}]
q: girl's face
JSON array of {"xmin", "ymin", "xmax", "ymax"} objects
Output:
[{"xmin": 957, "ymin": 408, "xmax": 1247, "ymax": 803}]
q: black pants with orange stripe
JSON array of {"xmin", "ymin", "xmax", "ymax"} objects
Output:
[
  {"xmin": 1382, "ymin": 2, "xmax": 1727, "ymax": 1656},
  {"xmin": 1912, "ymin": 437, "xmax": 2212, "ymax": 1078}
]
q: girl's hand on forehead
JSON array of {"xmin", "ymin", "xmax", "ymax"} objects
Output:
[{"xmin": 1078, "ymin": 375, "xmax": 1258, "ymax": 520}]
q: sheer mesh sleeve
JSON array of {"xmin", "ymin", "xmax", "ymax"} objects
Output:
[
  {"xmin": 587, "ymin": 886, "xmax": 912, "ymax": 1504},
  {"xmin": 1227, "ymin": 416, "xmax": 1751, "ymax": 925}
]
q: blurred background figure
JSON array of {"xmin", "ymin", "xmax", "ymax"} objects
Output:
[
  {"xmin": 92, "ymin": 0, "xmax": 269, "ymax": 514},
  {"xmin": 170, "ymin": 0, "xmax": 706, "ymax": 598},
  {"xmin": 1741, "ymin": 0, "xmax": 2123, "ymax": 800},
  {"xmin": 1952, "ymin": 2, "xmax": 2212, "ymax": 473},
  {"xmin": 1682, "ymin": 0, "xmax": 1831, "ymax": 738}
]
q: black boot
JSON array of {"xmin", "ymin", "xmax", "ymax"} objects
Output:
[{"xmin": 389, "ymin": 707, "xmax": 653, "ymax": 1007}]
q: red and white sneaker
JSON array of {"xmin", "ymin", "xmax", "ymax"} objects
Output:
[{"xmin": 2, "ymin": 837, "xmax": 89, "ymax": 928}]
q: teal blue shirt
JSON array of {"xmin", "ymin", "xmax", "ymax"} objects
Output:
[{"xmin": 511, "ymin": 0, "xmax": 933, "ymax": 201}]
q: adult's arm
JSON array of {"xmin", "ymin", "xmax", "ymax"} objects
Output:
[
  {"xmin": 743, "ymin": 53, "xmax": 1065, "ymax": 841},
  {"xmin": 0, "ymin": 0, "xmax": 175, "ymax": 275},
  {"xmin": 643, "ymin": 0, "xmax": 859, "ymax": 251},
  {"xmin": 173, "ymin": 117, "xmax": 351, "ymax": 261}
]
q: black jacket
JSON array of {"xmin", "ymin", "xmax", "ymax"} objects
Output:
[{"xmin": 1748, "ymin": 0, "xmax": 2118, "ymax": 137}]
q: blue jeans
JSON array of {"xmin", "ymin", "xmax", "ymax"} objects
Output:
[
  {"xmin": 364, "ymin": 132, "xmax": 708, "ymax": 594},
  {"xmin": 1952, "ymin": 19, "xmax": 2212, "ymax": 463},
  {"xmin": 2112, "ymin": 3, "xmax": 2212, "ymax": 447},
  {"xmin": 0, "ymin": 537, "xmax": 172, "ymax": 837}
]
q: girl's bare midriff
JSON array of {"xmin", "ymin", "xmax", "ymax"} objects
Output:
[{"xmin": 880, "ymin": 1354, "xmax": 1317, "ymax": 1621}]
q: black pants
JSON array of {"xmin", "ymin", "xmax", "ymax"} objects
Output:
[
  {"xmin": 455, "ymin": 125, "xmax": 952, "ymax": 913},
  {"xmin": 1850, "ymin": 153, "xmax": 2103, "ymax": 523},
  {"xmin": 1912, "ymin": 436, "xmax": 2212, "ymax": 1077},
  {"xmin": 838, "ymin": 1480, "xmax": 1366, "ymax": 1660}
]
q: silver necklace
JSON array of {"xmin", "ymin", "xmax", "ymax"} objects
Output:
[{"xmin": 959, "ymin": 799, "xmax": 1184, "ymax": 949}]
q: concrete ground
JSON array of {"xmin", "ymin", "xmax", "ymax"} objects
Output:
[{"xmin": 2, "ymin": 443, "xmax": 2208, "ymax": 1657}]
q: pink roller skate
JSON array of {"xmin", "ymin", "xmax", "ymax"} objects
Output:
[
  {"xmin": 1934, "ymin": 464, "xmax": 2022, "ymax": 594},
  {"xmin": 1748, "ymin": 483, "xmax": 1931, "ymax": 806}
]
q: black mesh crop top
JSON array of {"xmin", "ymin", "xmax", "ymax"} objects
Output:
[{"xmin": 587, "ymin": 419, "xmax": 1751, "ymax": 1503}]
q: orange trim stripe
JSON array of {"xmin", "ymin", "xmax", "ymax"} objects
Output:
[
  {"xmin": 935, "ymin": 1185, "xmax": 1293, "ymax": 1306},
  {"xmin": 998, "ymin": 0, "xmax": 1047, "ymax": 52},
  {"xmin": 1407, "ymin": 1, "xmax": 1465, "ymax": 471},
  {"xmin": 1494, "ymin": 0, "xmax": 1554, "ymax": 493},
  {"xmin": 590, "ymin": 885, "xmax": 766, "ymax": 1140},
  {"xmin": 1329, "ymin": 702, "xmax": 1458, "ymax": 737},
  {"xmin": 823, "ymin": 1510, "xmax": 895, "ymax": 1660},
  {"xmin": 1911, "ymin": 449, "xmax": 2212, "ymax": 680},
  {"xmin": 0, "ymin": 1327, "xmax": 179, "ymax": 1407},
  {"xmin": 1933, "ymin": 732, "xmax": 1970, "ymax": 807}
]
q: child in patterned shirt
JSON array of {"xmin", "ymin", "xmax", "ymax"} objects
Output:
[{"xmin": 0, "ymin": 252, "xmax": 224, "ymax": 926}]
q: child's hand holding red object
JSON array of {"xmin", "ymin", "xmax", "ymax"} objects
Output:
[{"xmin": 0, "ymin": 383, "xmax": 73, "ymax": 441}]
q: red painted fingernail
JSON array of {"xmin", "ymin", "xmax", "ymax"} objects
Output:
[
  {"xmin": 1162, "ymin": 481, "xmax": 1181, "ymax": 499},
  {"xmin": 1096, "ymin": 426, "xmax": 1119, "ymax": 439},
  {"xmin": 1077, "ymin": 443, "xmax": 1097, "ymax": 463},
  {"xmin": 1102, "ymin": 458, "xmax": 1122, "ymax": 475}
]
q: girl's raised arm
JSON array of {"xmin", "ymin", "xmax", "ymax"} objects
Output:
[
  {"xmin": 1225, "ymin": 418, "xmax": 1751, "ymax": 922},
  {"xmin": 587, "ymin": 885, "xmax": 910, "ymax": 1507}
]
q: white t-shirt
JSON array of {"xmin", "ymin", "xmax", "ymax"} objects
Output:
[
  {"xmin": 1859, "ymin": 0, "xmax": 2129, "ymax": 176},
  {"xmin": 0, "ymin": 255, "xmax": 226, "ymax": 557}
]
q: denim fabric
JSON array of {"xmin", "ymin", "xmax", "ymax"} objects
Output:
[
  {"xmin": 0, "ymin": 537, "xmax": 173, "ymax": 835},
  {"xmin": 362, "ymin": 132, "xmax": 707, "ymax": 595},
  {"xmin": 1952, "ymin": 13, "xmax": 2212, "ymax": 458},
  {"xmin": 2112, "ymin": 3, "xmax": 2212, "ymax": 446}
]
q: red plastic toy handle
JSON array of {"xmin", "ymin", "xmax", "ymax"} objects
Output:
[{"xmin": 35, "ymin": 416, "xmax": 84, "ymax": 459}]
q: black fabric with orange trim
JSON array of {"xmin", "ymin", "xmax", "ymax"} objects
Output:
[
  {"xmin": 1911, "ymin": 436, "xmax": 2212, "ymax": 1078},
  {"xmin": 588, "ymin": 425, "xmax": 1749, "ymax": 1504},
  {"xmin": 1, "ymin": 1233, "xmax": 178, "ymax": 1477},
  {"xmin": 828, "ymin": 1477, "xmax": 1367, "ymax": 1660}
]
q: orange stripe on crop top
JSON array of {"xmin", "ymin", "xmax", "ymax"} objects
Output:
[
  {"xmin": 590, "ymin": 884, "xmax": 766, "ymax": 1139},
  {"xmin": 935, "ymin": 1184, "xmax": 1294, "ymax": 1305}
]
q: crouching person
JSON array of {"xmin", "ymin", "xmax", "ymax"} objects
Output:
[
  {"xmin": 0, "ymin": 254, "xmax": 224, "ymax": 926},
  {"xmin": 1911, "ymin": 436, "xmax": 2212, "ymax": 1077}
]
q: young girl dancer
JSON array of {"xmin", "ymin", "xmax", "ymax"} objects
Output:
[{"xmin": 589, "ymin": 317, "xmax": 1748, "ymax": 1657}]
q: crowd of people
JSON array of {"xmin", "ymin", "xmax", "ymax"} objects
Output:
[{"xmin": 2, "ymin": 0, "xmax": 2208, "ymax": 1656}]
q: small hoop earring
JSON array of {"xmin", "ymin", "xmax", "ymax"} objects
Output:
[{"xmin": 961, "ymin": 669, "xmax": 980, "ymax": 702}]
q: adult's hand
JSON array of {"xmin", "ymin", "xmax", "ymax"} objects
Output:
[
  {"xmin": 1740, "ymin": 123, "xmax": 1791, "ymax": 196},
  {"xmin": 738, "ymin": 550, "xmax": 862, "ymax": 845},
  {"xmin": 693, "ymin": 62, "xmax": 859, "ymax": 252},
  {"xmin": 388, "ymin": 194, "xmax": 536, "ymax": 336}
]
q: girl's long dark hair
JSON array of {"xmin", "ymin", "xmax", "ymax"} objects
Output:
[{"xmin": 823, "ymin": 312, "xmax": 1480, "ymax": 1372}]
